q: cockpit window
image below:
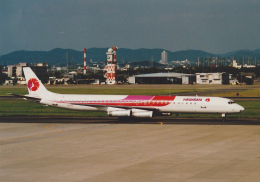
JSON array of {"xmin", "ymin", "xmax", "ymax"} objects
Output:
[{"xmin": 228, "ymin": 100, "xmax": 235, "ymax": 104}]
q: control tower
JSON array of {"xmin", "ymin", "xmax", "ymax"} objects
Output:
[{"xmin": 106, "ymin": 47, "xmax": 118, "ymax": 84}]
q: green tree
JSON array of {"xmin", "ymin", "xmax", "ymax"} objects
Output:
[{"xmin": 0, "ymin": 72, "xmax": 8, "ymax": 85}]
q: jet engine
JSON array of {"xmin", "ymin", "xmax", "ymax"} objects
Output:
[
  {"xmin": 107, "ymin": 107, "xmax": 154, "ymax": 118},
  {"xmin": 107, "ymin": 110, "xmax": 131, "ymax": 117},
  {"xmin": 132, "ymin": 111, "xmax": 153, "ymax": 118}
]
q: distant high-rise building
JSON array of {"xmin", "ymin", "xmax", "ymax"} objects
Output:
[{"xmin": 160, "ymin": 51, "xmax": 168, "ymax": 64}]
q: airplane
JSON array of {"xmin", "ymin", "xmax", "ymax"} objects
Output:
[{"xmin": 11, "ymin": 67, "xmax": 244, "ymax": 121}]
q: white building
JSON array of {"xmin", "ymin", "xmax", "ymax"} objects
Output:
[
  {"xmin": 232, "ymin": 60, "xmax": 241, "ymax": 69},
  {"xmin": 229, "ymin": 79, "xmax": 239, "ymax": 85},
  {"xmin": 5, "ymin": 79, "xmax": 14, "ymax": 85},
  {"xmin": 129, "ymin": 72, "xmax": 195, "ymax": 84},
  {"xmin": 232, "ymin": 60, "xmax": 255, "ymax": 69},
  {"xmin": 196, "ymin": 73, "xmax": 222, "ymax": 84},
  {"xmin": 17, "ymin": 77, "xmax": 26, "ymax": 85},
  {"xmin": 8, "ymin": 63, "xmax": 28, "ymax": 77},
  {"xmin": 8, "ymin": 63, "xmax": 47, "ymax": 77},
  {"xmin": 243, "ymin": 64, "xmax": 256, "ymax": 68}
]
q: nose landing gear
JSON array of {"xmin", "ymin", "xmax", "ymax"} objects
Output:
[{"xmin": 222, "ymin": 113, "xmax": 226, "ymax": 122}]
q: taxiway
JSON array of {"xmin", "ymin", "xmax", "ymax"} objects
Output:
[{"xmin": 1, "ymin": 117, "xmax": 260, "ymax": 181}]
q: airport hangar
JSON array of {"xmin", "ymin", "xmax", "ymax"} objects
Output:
[{"xmin": 129, "ymin": 73, "xmax": 196, "ymax": 84}]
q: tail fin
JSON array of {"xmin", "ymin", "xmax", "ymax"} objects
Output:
[{"xmin": 23, "ymin": 67, "xmax": 52, "ymax": 96}]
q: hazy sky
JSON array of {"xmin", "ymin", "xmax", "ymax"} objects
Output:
[{"xmin": 1, "ymin": 0, "xmax": 260, "ymax": 56}]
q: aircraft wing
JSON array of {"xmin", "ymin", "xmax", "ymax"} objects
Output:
[{"xmin": 71, "ymin": 103, "xmax": 159, "ymax": 111}]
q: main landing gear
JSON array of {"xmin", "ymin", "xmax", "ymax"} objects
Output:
[{"xmin": 222, "ymin": 113, "xmax": 226, "ymax": 122}]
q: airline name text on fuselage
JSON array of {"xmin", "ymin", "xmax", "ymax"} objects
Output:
[{"xmin": 183, "ymin": 98, "xmax": 202, "ymax": 101}]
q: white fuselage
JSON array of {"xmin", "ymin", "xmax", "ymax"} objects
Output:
[{"xmin": 34, "ymin": 92, "xmax": 244, "ymax": 116}]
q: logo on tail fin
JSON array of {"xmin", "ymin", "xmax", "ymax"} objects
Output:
[{"xmin": 28, "ymin": 78, "xmax": 40, "ymax": 91}]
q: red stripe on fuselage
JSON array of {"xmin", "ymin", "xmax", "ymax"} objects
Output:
[{"xmin": 152, "ymin": 96, "xmax": 176, "ymax": 101}]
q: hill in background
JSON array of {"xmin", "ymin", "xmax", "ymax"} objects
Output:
[{"xmin": 0, "ymin": 48, "xmax": 260, "ymax": 66}]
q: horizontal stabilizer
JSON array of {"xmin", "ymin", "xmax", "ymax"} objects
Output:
[{"xmin": 7, "ymin": 93, "xmax": 41, "ymax": 102}]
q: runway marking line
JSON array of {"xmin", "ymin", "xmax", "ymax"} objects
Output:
[{"xmin": 46, "ymin": 124, "xmax": 65, "ymax": 132}]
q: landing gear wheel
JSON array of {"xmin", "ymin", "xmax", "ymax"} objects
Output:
[{"xmin": 221, "ymin": 114, "xmax": 226, "ymax": 122}]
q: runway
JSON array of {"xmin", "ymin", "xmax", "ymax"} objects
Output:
[{"xmin": 1, "ymin": 117, "xmax": 260, "ymax": 181}]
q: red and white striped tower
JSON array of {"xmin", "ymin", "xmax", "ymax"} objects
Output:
[
  {"xmin": 112, "ymin": 46, "xmax": 118, "ymax": 72},
  {"xmin": 106, "ymin": 47, "xmax": 117, "ymax": 84},
  {"xmin": 46, "ymin": 62, "xmax": 48, "ymax": 74},
  {"xmin": 84, "ymin": 48, "xmax": 87, "ymax": 74}
]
